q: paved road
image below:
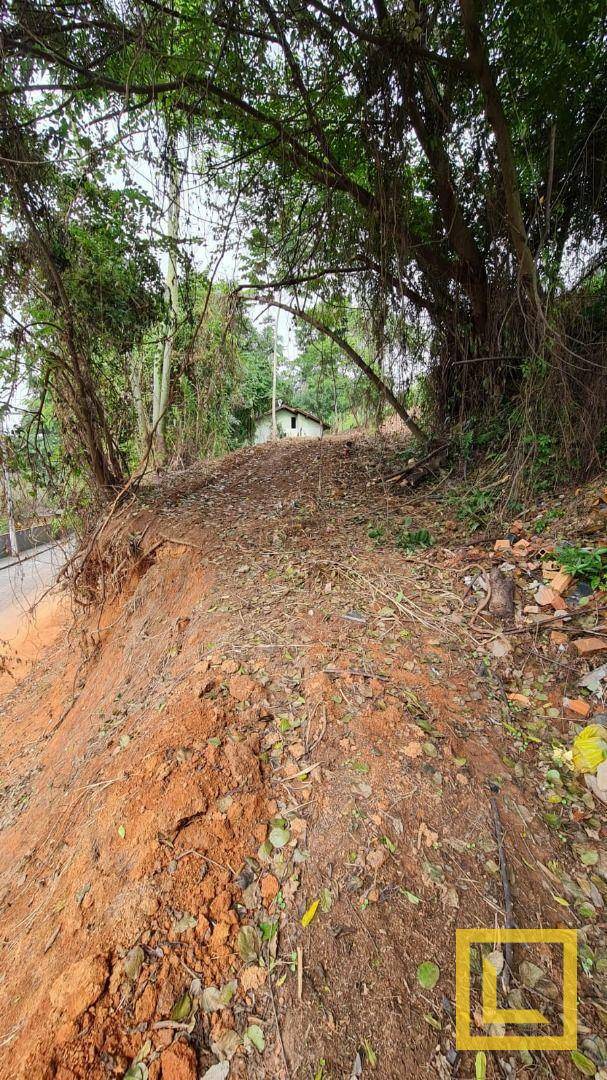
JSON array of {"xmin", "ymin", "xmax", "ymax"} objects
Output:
[{"xmin": 0, "ymin": 542, "xmax": 67, "ymax": 636}]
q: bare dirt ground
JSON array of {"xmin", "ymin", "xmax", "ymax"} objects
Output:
[{"xmin": 0, "ymin": 432, "xmax": 605, "ymax": 1080}]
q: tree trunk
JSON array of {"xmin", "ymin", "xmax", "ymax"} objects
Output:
[
  {"xmin": 2, "ymin": 156, "xmax": 123, "ymax": 489},
  {"xmin": 130, "ymin": 351, "xmax": 150, "ymax": 457},
  {"xmin": 153, "ymin": 136, "xmax": 182, "ymax": 461},
  {"xmin": 0, "ymin": 428, "xmax": 19, "ymax": 557},
  {"xmin": 459, "ymin": 0, "xmax": 540, "ymax": 308},
  {"xmin": 271, "ymin": 300, "xmax": 280, "ymax": 439}
]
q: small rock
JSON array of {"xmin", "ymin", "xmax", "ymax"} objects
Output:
[
  {"xmin": 573, "ymin": 637, "xmax": 607, "ymax": 656},
  {"xmin": 221, "ymin": 659, "xmax": 239, "ymax": 674},
  {"xmin": 228, "ymin": 674, "xmax": 259, "ymax": 702},
  {"xmin": 508, "ymin": 693, "xmax": 530, "ymax": 706},
  {"xmin": 535, "ymin": 585, "xmax": 566, "ymax": 610},
  {"xmin": 260, "ymin": 873, "xmax": 279, "ymax": 905},
  {"xmin": 367, "ymin": 847, "xmax": 387, "ymax": 871},
  {"xmin": 134, "ymin": 982, "xmax": 157, "ymax": 1023},
  {"xmin": 563, "ymin": 697, "xmax": 591, "ymax": 718},
  {"xmin": 239, "ymin": 965, "xmax": 267, "ymax": 993},
  {"xmin": 160, "ymin": 1042, "xmax": 198, "ymax": 1080},
  {"xmin": 402, "ymin": 740, "xmax": 423, "ymax": 758},
  {"xmin": 49, "ymin": 954, "xmax": 109, "ymax": 1021},
  {"xmin": 548, "ymin": 571, "xmax": 574, "ymax": 595}
]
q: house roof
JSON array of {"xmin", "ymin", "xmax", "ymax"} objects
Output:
[{"xmin": 256, "ymin": 403, "xmax": 330, "ymax": 429}]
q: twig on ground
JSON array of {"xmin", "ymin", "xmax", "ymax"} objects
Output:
[
  {"xmin": 491, "ymin": 795, "xmax": 515, "ymax": 991},
  {"xmin": 153, "ymin": 1019, "xmax": 193, "ymax": 1031},
  {"xmin": 469, "ymin": 574, "xmax": 491, "ymax": 629},
  {"xmin": 157, "ymin": 534, "xmax": 207, "ymax": 553},
  {"xmin": 323, "ymin": 667, "xmax": 388, "ymax": 680},
  {"xmin": 266, "ymin": 945, "xmax": 291, "ymax": 1080},
  {"xmin": 306, "ymin": 704, "xmax": 327, "ymax": 756}
]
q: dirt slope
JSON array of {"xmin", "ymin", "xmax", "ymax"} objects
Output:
[{"xmin": 0, "ymin": 433, "xmax": 605, "ymax": 1080}]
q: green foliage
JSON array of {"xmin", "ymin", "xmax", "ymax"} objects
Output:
[
  {"xmin": 367, "ymin": 523, "xmax": 386, "ymax": 545},
  {"xmin": 395, "ymin": 528, "xmax": 432, "ymax": 553},
  {"xmin": 554, "ymin": 545, "xmax": 607, "ymax": 589},
  {"xmin": 532, "ymin": 508, "xmax": 564, "ymax": 535},
  {"xmin": 453, "ymin": 489, "xmax": 499, "ymax": 531},
  {"xmin": 156, "ymin": 283, "xmax": 282, "ymax": 459},
  {"xmin": 287, "ymin": 303, "xmax": 381, "ymax": 428},
  {"xmin": 522, "ymin": 432, "xmax": 561, "ymax": 493},
  {"xmin": 2, "ymin": 0, "xmax": 607, "ymax": 491}
]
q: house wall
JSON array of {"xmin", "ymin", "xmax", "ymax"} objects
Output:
[{"xmin": 253, "ymin": 410, "xmax": 324, "ymax": 444}]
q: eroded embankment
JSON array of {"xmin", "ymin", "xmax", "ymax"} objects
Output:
[{"xmin": 0, "ymin": 435, "xmax": 604, "ymax": 1080}]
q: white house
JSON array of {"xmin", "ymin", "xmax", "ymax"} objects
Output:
[{"xmin": 253, "ymin": 404, "xmax": 329, "ymax": 444}]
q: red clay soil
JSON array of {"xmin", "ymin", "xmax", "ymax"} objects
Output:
[
  {"xmin": 0, "ymin": 592, "xmax": 66, "ymax": 695},
  {"xmin": 0, "ymin": 433, "xmax": 605, "ymax": 1080}
]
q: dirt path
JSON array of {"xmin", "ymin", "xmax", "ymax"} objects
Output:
[{"xmin": 0, "ymin": 435, "xmax": 604, "ymax": 1079}]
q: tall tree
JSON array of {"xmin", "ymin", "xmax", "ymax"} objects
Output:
[
  {"xmin": 152, "ymin": 132, "xmax": 183, "ymax": 461},
  {"xmin": 0, "ymin": 102, "xmax": 162, "ymax": 489},
  {"xmin": 2, "ymin": 0, "xmax": 607, "ymax": 470}
]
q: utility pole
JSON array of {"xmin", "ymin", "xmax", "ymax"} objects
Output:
[
  {"xmin": 0, "ymin": 422, "xmax": 18, "ymax": 557},
  {"xmin": 271, "ymin": 296, "xmax": 281, "ymax": 440}
]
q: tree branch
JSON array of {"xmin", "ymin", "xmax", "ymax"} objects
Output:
[{"xmin": 248, "ymin": 293, "xmax": 426, "ymax": 440}]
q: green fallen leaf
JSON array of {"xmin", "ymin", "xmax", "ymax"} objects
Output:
[
  {"xmin": 237, "ymin": 924, "xmax": 259, "ymax": 963},
  {"xmin": 581, "ymin": 850, "xmax": 598, "ymax": 866},
  {"xmin": 269, "ymin": 826, "xmax": 291, "ymax": 848},
  {"xmin": 402, "ymin": 889, "xmax": 421, "ymax": 905},
  {"xmin": 257, "ymin": 839, "xmax": 273, "ymax": 863},
  {"xmin": 201, "ymin": 981, "xmax": 237, "ymax": 1012},
  {"xmin": 117, "ymin": 824, "xmax": 126, "ymax": 839},
  {"xmin": 245, "ymin": 1024, "xmax": 265, "ymax": 1052},
  {"xmin": 319, "ymin": 887, "xmax": 332, "ymax": 913},
  {"xmin": 363, "ymin": 1038, "xmax": 377, "ymax": 1067},
  {"xmin": 133, "ymin": 1040, "xmax": 151, "ymax": 1065},
  {"xmin": 475, "ymin": 1051, "xmax": 487, "ymax": 1079},
  {"xmin": 381, "ymin": 835, "xmax": 397, "ymax": 854},
  {"xmin": 172, "ymin": 912, "xmax": 197, "ymax": 934},
  {"xmin": 417, "ymin": 961, "xmax": 440, "ymax": 990},
  {"xmin": 123, "ymin": 1065, "xmax": 148, "ymax": 1080},
  {"xmin": 170, "ymin": 992, "xmax": 192, "ymax": 1021},
  {"xmin": 123, "ymin": 945, "xmax": 144, "ymax": 982},
  {"xmin": 570, "ymin": 1050, "xmax": 597, "ymax": 1076}
]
